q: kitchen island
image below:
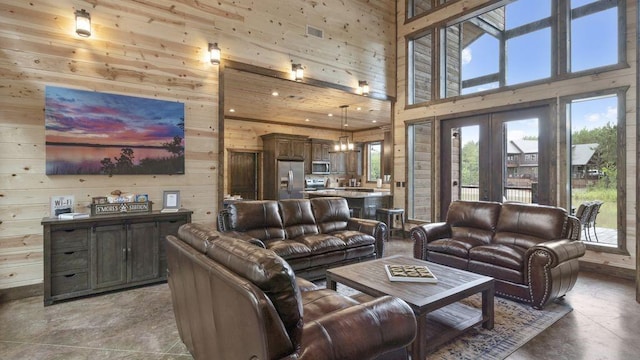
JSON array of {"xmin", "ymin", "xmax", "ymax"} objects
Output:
[{"xmin": 305, "ymin": 190, "xmax": 392, "ymax": 219}]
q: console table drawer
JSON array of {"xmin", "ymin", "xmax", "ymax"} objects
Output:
[
  {"xmin": 51, "ymin": 250, "xmax": 88, "ymax": 273},
  {"xmin": 51, "ymin": 228, "xmax": 89, "ymax": 252},
  {"xmin": 51, "ymin": 272, "xmax": 89, "ymax": 296}
]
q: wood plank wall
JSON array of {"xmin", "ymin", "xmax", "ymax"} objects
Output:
[
  {"xmin": 395, "ymin": 0, "xmax": 637, "ymax": 271},
  {"xmin": 0, "ymin": 0, "xmax": 395, "ymax": 292}
]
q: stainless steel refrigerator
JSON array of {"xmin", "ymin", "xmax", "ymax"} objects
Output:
[{"xmin": 277, "ymin": 160, "xmax": 304, "ymax": 199}]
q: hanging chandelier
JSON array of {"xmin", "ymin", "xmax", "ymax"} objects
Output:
[{"xmin": 334, "ymin": 105, "xmax": 355, "ymax": 152}]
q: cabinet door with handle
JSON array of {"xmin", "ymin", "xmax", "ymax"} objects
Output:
[
  {"xmin": 127, "ymin": 221, "xmax": 159, "ymax": 283},
  {"xmin": 91, "ymin": 224, "xmax": 127, "ymax": 289}
]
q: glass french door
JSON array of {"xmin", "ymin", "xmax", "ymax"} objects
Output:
[{"xmin": 440, "ymin": 106, "xmax": 551, "ymax": 219}]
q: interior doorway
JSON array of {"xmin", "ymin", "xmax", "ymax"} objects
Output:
[
  {"xmin": 440, "ymin": 106, "xmax": 551, "ymax": 219},
  {"xmin": 228, "ymin": 151, "xmax": 259, "ymax": 200}
]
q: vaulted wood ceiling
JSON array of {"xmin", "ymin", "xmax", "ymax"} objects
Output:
[{"xmin": 223, "ymin": 68, "xmax": 392, "ymax": 131}]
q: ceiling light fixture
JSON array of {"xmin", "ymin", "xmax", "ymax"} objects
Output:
[
  {"xmin": 334, "ymin": 105, "xmax": 355, "ymax": 152},
  {"xmin": 209, "ymin": 43, "xmax": 221, "ymax": 65},
  {"xmin": 292, "ymin": 63, "xmax": 304, "ymax": 81},
  {"xmin": 358, "ymin": 80, "xmax": 369, "ymax": 96},
  {"xmin": 75, "ymin": 9, "xmax": 91, "ymax": 37}
]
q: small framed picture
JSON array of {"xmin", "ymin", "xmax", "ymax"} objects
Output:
[
  {"xmin": 162, "ymin": 190, "xmax": 180, "ymax": 212},
  {"xmin": 92, "ymin": 196, "xmax": 108, "ymax": 205}
]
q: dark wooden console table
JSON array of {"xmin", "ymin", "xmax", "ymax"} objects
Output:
[{"xmin": 42, "ymin": 209, "xmax": 192, "ymax": 306}]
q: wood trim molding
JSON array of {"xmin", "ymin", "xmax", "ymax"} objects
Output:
[
  {"xmin": 0, "ymin": 283, "xmax": 43, "ymax": 303},
  {"xmin": 579, "ymin": 261, "xmax": 636, "ymax": 281}
]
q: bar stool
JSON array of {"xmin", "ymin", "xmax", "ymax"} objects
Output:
[{"xmin": 376, "ymin": 208, "xmax": 405, "ymax": 240}]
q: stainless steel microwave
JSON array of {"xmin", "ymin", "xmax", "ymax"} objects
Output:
[{"xmin": 311, "ymin": 161, "xmax": 330, "ymax": 175}]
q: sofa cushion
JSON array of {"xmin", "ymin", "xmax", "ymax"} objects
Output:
[
  {"xmin": 447, "ymin": 201, "xmax": 501, "ymax": 245},
  {"xmin": 228, "ymin": 200, "xmax": 286, "ymax": 241},
  {"xmin": 310, "ymin": 197, "xmax": 350, "ymax": 233},
  {"xmin": 266, "ymin": 239, "xmax": 314, "ymax": 259},
  {"xmin": 301, "ymin": 289, "xmax": 360, "ymax": 323},
  {"xmin": 494, "ymin": 203, "xmax": 568, "ymax": 248},
  {"xmin": 279, "ymin": 199, "xmax": 319, "ymax": 239},
  {"xmin": 205, "ymin": 235, "xmax": 303, "ymax": 346},
  {"xmin": 329, "ymin": 230, "xmax": 376, "ymax": 247},
  {"xmin": 469, "ymin": 244, "xmax": 526, "ymax": 271},
  {"xmin": 426, "ymin": 237, "xmax": 486, "ymax": 258}
]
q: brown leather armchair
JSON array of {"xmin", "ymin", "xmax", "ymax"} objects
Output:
[
  {"xmin": 167, "ymin": 223, "xmax": 417, "ymax": 359},
  {"xmin": 411, "ymin": 201, "xmax": 586, "ymax": 309}
]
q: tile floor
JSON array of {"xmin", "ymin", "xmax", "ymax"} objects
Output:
[{"xmin": 0, "ymin": 238, "xmax": 638, "ymax": 359}]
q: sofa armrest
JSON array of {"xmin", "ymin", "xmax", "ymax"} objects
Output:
[
  {"xmin": 526, "ymin": 239, "xmax": 586, "ymax": 268},
  {"xmin": 298, "ymin": 296, "xmax": 416, "ymax": 360},
  {"xmin": 525, "ymin": 239, "xmax": 586, "ymax": 309},
  {"xmin": 410, "ymin": 222, "xmax": 451, "ymax": 260},
  {"xmin": 347, "ymin": 218, "xmax": 388, "ymax": 258},
  {"xmin": 220, "ymin": 230, "xmax": 266, "ymax": 248}
]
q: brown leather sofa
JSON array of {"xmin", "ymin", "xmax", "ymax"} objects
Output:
[
  {"xmin": 166, "ymin": 223, "xmax": 417, "ymax": 360},
  {"xmin": 411, "ymin": 200, "xmax": 586, "ymax": 309},
  {"xmin": 218, "ymin": 197, "xmax": 388, "ymax": 280}
]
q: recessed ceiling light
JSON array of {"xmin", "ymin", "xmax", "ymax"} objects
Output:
[
  {"xmin": 372, "ymin": 120, "xmax": 377, "ymax": 123},
  {"xmin": 305, "ymin": 118, "xmax": 310, "ymax": 122},
  {"xmin": 229, "ymin": 109, "xmax": 235, "ymax": 113},
  {"xmin": 328, "ymin": 113, "xmax": 333, "ymax": 117},
  {"xmin": 272, "ymin": 91, "xmax": 279, "ymax": 96},
  {"xmin": 356, "ymin": 107, "xmax": 362, "ymax": 111}
]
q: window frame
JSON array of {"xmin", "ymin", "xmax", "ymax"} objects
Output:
[
  {"xmin": 406, "ymin": 0, "xmax": 626, "ymax": 107},
  {"xmin": 559, "ymin": 87, "xmax": 628, "ymax": 255},
  {"xmin": 365, "ymin": 141, "xmax": 383, "ymax": 183}
]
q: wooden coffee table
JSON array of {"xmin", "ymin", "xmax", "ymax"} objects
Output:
[{"xmin": 326, "ymin": 255, "xmax": 494, "ymax": 360}]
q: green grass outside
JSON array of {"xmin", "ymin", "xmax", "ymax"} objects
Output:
[{"xmin": 572, "ymin": 186, "xmax": 617, "ymax": 229}]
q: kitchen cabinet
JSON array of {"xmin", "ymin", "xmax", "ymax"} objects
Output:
[
  {"xmin": 262, "ymin": 133, "xmax": 307, "ymax": 160},
  {"xmin": 330, "ymin": 152, "xmax": 346, "ymax": 174},
  {"xmin": 311, "ymin": 139, "xmax": 331, "ymax": 161},
  {"xmin": 42, "ymin": 210, "xmax": 192, "ymax": 305},
  {"xmin": 346, "ymin": 144, "xmax": 363, "ymax": 176}
]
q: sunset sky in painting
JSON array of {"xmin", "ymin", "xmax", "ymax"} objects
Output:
[{"xmin": 45, "ymin": 86, "xmax": 184, "ymax": 147}]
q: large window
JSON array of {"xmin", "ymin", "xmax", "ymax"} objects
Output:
[
  {"xmin": 566, "ymin": 91, "xmax": 625, "ymax": 251},
  {"xmin": 408, "ymin": 0, "xmax": 624, "ymax": 104},
  {"xmin": 366, "ymin": 142, "xmax": 382, "ymax": 182},
  {"xmin": 570, "ymin": 0, "xmax": 620, "ymax": 72}
]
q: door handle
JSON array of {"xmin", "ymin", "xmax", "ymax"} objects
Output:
[{"xmin": 288, "ymin": 170, "xmax": 293, "ymax": 193}]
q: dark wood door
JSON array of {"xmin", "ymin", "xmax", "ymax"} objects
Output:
[
  {"xmin": 127, "ymin": 221, "xmax": 158, "ymax": 283},
  {"xmin": 92, "ymin": 224, "xmax": 127, "ymax": 289},
  {"xmin": 229, "ymin": 151, "xmax": 259, "ymax": 200}
]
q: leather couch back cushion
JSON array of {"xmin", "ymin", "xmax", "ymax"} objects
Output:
[
  {"xmin": 447, "ymin": 201, "xmax": 501, "ymax": 231},
  {"xmin": 228, "ymin": 201, "xmax": 285, "ymax": 240},
  {"xmin": 206, "ymin": 236, "xmax": 304, "ymax": 345},
  {"xmin": 279, "ymin": 199, "xmax": 319, "ymax": 239},
  {"xmin": 310, "ymin": 197, "xmax": 350, "ymax": 233},
  {"xmin": 494, "ymin": 203, "xmax": 568, "ymax": 248},
  {"xmin": 177, "ymin": 223, "xmax": 219, "ymax": 253}
]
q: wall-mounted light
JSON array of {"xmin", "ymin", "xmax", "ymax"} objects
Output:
[
  {"xmin": 292, "ymin": 63, "xmax": 304, "ymax": 81},
  {"xmin": 209, "ymin": 43, "xmax": 221, "ymax": 65},
  {"xmin": 358, "ymin": 80, "xmax": 370, "ymax": 96},
  {"xmin": 75, "ymin": 9, "xmax": 91, "ymax": 37}
]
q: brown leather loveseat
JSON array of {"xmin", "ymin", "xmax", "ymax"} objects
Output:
[
  {"xmin": 218, "ymin": 197, "xmax": 387, "ymax": 280},
  {"xmin": 166, "ymin": 223, "xmax": 417, "ymax": 359},
  {"xmin": 411, "ymin": 200, "xmax": 586, "ymax": 309}
]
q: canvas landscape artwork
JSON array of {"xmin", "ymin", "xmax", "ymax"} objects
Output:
[{"xmin": 45, "ymin": 86, "xmax": 185, "ymax": 175}]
